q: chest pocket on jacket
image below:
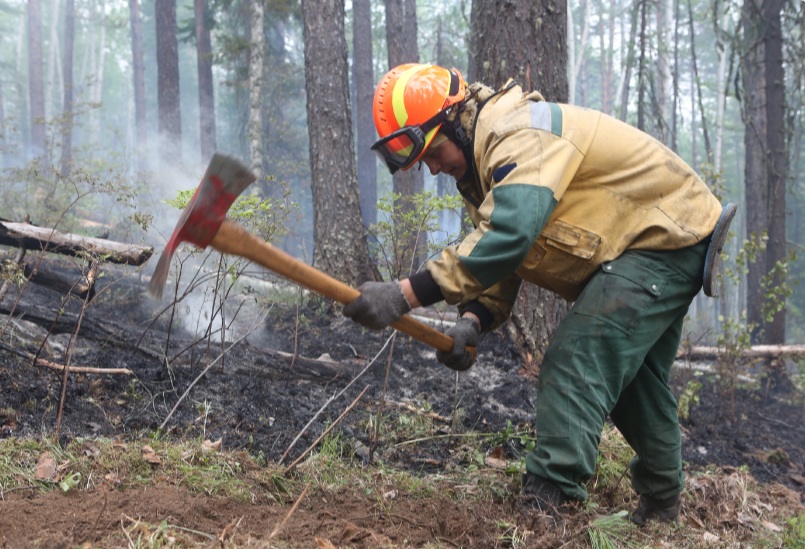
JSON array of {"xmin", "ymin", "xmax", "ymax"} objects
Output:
[{"xmin": 518, "ymin": 219, "xmax": 601, "ymax": 284}]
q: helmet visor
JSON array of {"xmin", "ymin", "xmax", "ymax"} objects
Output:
[
  {"xmin": 371, "ymin": 126, "xmax": 427, "ymax": 174},
  {"xmin": 371, "ymin": 108, "xmax": 450, "ymax": 174}
]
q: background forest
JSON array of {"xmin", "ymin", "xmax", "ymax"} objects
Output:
[{"xmin": 0, "ymin": 0, "xmax": 803, "ymax": 347}]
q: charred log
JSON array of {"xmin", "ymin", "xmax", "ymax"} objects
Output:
[
  {"xmin": 233, "ymin": 349, "xmax": 353, "ymax": 382},
  {"xmin": 22, "ymin": 257, "xmax": 94, "ymax": 300}
]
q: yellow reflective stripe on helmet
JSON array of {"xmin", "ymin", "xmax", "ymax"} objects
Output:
[{"xmin": 392, "ymin": 64, "xmax": 431, "ymax": 128}]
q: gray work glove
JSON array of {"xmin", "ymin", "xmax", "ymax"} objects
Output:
[
  {"xmin": 343, "ymin": 281, "xmax": 411, "ymax": 330},
  {"xmin": 436, "ymin": 317, "xmax": 481, "ymax": 371}
]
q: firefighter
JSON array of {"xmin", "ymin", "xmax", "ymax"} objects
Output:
[{"xmin": 344, "ymin": 63, "xmax": 735, "ymax": 524}]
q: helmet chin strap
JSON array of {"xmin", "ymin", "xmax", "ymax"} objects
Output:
[{"xmin": 440, "ymin": 112, "xmax": 477, "ymax": 184}]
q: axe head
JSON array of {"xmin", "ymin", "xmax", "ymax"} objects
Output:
[{"xmin": 148, "ymin": 153, "xmax": 256, "ymax": 299}]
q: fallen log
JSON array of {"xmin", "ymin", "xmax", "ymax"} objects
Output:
[
  {"xmin": 677, "ymin": 345, "xmax": 805, "ymax": 360},
  {"xmin": 22, "ymin": 256, "xmax": 93, "ymax": 299},
  {"xmin": 0, "ymin": 221, "xmax": 153, "ymax": 266}
]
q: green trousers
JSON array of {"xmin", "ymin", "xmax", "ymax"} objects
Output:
[{"xmin": 525, "ymin": 239, "xmax": 709, "ymax": 501}]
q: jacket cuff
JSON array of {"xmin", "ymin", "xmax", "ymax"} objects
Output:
[
  {"xmin": 459, "ymin": 301, "xmax": 494, "ymax": 332},
  {"xmin": 408, "ymin": 270, "xmax": 445, "ymax": 307}
]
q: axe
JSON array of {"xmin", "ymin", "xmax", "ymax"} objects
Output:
[{"xmin": 149, "ymin": 153, "xmax": 473, "ymax": 358}]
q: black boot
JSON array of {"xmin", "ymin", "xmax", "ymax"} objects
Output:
[
  {"xmin": 630, "ymin": 493, "xmax": 681, "ymax": 525},
  {"xmin": 521, "ymin": 473, "xmax": 569, "ymax": 512}
]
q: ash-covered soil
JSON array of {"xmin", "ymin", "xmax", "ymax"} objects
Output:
[
  {"xmin": 1, "ymin": 272, "xmax": 804, "ymax": 492},
  {"xmin": 0, "ymin": 269, "xmax": 803, "ymax": 547},
  {"xmin": 0, "ymin": 272, "xmax": 534, "ymax": 468}
]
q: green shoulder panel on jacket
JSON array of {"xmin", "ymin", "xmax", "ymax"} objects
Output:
[{"xmin": 460, "ymin": 184, "xmax": 556, "ymax": 288}]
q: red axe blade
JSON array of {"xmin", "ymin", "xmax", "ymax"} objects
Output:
[{"xmin": 148, "ymin": 153, "xmax": 256, "ymax": 299}]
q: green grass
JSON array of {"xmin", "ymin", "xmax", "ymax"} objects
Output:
[{"xmin": 1, "ymin": 423, "xmax": 803, "ymax": 548}]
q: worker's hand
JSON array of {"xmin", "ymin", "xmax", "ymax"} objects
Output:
[
  {"xmin": 343, "ymin": 281, "xmax": 411, "ymax": 330},
  {"xmin": 436, "ymin": 317, "xmax": 480, "ymax": 371}
]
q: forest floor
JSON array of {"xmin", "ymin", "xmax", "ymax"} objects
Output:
[{"xmin": 0, "ymin": 270, "xmax": 804, "ymax": 548}]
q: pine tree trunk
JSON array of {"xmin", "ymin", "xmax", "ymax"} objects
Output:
[
  {"xmin": 0, "ymin": 79, "xmax": 6, "ymax": 168},
  {"xmin": 248, "ymin": 0, "xmax": 264, "ymax": 179},
  {"xmin": 687, "ymin": 0, "xmax": 711, "ymax": 160},
  {"xmin": 60, "ymin": 0, "xmax": 74, "ymax": 177},
  {"xmin": 741, "ymin": 0, "xmax": 770, "ymax": 343},
  {"xmin": 472, "ymin": 0, "xmax": 570, "ymax": 368},
  {"xmin": 617, "ymin": 2, "xmax": 639, "ymax": 121},
  {"xmin": 636, "ymin": 0, "xmax": 648, "ymax": 130},
  {"xmin": 352, "ymin": 0, "xmax": 376, "ymax": 229},
  {"xmin": 129, "ymin": 0, "xmax": 147, "ymax": 160},
  {"xmin": 155, "ymin": 0, "xmax": 182, "ymax": 163},
  {"xmin": 16, "ymin": 14, "xmax": 27, "ymax": 147},
  {"xmin": 656, "ymin": 0, "xmax": 673, "ymax": 143},
  {"xmin": 27, "ymin": 0, "xmax": 46, "ymax": 157},
  {"xmin": 571, "ymin": 0, "xmax": 591, "ymax": 105},
  {"xmin": 46, "ymin": 0, "xmax": 62, "ymax": 122},
  {"xmin": 302, "ymin": 0, "xmax": 374, "ymax": 287},
  {"xmin": 195, "ymin": 0, "xmax": 216, "ymax": 161},
  {"xmin": 763, "ymin": 0, "xmax": 786, "ymax": 344}
]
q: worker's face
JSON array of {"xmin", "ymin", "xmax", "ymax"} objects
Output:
[{"xmin": 421, "ymin": 139, "xmax": 467, "ymax": 181}]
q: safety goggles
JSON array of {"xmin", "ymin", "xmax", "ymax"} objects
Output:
[{"xmin": 371, "ymin": 108, "xmax": 451, "ymax": 174}]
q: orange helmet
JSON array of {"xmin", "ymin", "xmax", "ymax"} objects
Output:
[{"xmin": 371, "ymin": 64, "xmax": 466, "ymax": 174}]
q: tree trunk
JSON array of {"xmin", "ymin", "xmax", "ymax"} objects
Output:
[
  {"xmin": 385, "ymin": 0, "xmax": 425, "ymax": 275},
  {"xmin": 570, "ymin": 0, "xmax": 590, "ymax": 105},
  {"xmin": 248, "ymin": 0, "xmax": 264, "ymax": 180},
  {"xmin": 27, "ymin": 0, "xmax": 46, "ymax": 157},
  {"xmin": 195, "ymin": 0, "xmax": 216, "ymax": 161},
  {"xmin": 671, "ymin": 0, "xmax": 680, "ymax": 149},
  {"xmin": 687, "ymin": 0, "xmax": 711, "ymax": 161},
  {"xmin": 762, "ymin": 0, "xmax": 786, "ymax": 344},
  {"xmin": 740, "ymin": 0, "xmax": 785, "ymax": 344},
  {"xmin": 472, "ymin": 0, "xmax": 570, "ymax": 366},
  {"xmin": 60, "ymin": 0, "xmax": 74, "ymax": 177},
  {"xmin": 617, "ymin": 1, "xmax": 640, "ymax": 121},
  {"xmin": 16, "ymin": 13, "xmax": 28, "ymax": 147},
  {"xmin": 0, "ymin": 79, "xmax": 5, "ymax": 167},
  {"xmin": 46, "ymin": 0, "xmax": 63, "ymax": 122},
  {"xmin": 352, "ymin": 0, "xmax": 376, "ymax": 229},
  {"xmin": 656, "ymin": 0, "xmax": 673, "ymax": 143},
  {"xmin": 155, "ymin": 0, "xmax": 182, "ymax": 163},
  {"xmin": 599, "ymin": 0, "xmax": 615, "ymax": 115},
  {"xmin": 301, "ymin": 0, "xmax": 374, "ymax": 287},
  {"xmin": 636, "ymin": 0, "xmax": 648, "ymax": 131},
  {"xmin": 129, "ymin": 0, "xmax": 147, "ymax": 163}
]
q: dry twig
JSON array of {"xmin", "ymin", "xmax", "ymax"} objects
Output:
[
  {"xmin": 370, "ymin": 332, "xmax": 396, "ymax": 463},
  {"xmin": 278, "ymin": 333, "xmax": 395, "ymax": 464}
]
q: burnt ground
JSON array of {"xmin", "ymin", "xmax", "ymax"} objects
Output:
[{"xmin": 1, "ymin": 269, "xmax": 804, "ymax": 547}]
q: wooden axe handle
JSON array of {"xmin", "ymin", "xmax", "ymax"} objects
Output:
[{"xmin": 211, "ymin": 220, "xmax": 473, "ymax": 357}]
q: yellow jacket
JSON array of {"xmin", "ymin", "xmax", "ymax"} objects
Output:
[{"xmin": 425, "ymin": 83, "xmax": 723, "ymax": 328}]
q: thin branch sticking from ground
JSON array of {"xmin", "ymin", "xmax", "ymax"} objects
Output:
[{"xmin": 278, "ymin": 332, "xmax": 396, "ymax": 465}]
